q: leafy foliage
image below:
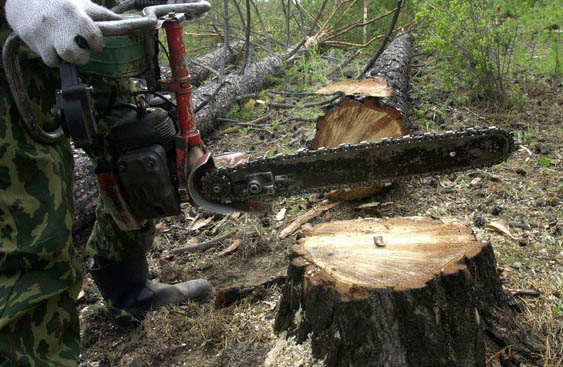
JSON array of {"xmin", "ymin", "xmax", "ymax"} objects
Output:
[
  {"xmin": 413, "ymin": 0, "xmax": 562, "ymax": 105},
  {"xmin": 413, "ymin": 0, "xmax": 522, "ymax": 103}
]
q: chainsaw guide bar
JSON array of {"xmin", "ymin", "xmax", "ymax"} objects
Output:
[{"xmin": 201, "ymin": 127, "xmax": 514, "ymax": 204}]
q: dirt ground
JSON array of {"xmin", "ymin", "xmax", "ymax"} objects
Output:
[{"xmin": 76, "ymin": 64, "xmax": 562, "ymax": 366}]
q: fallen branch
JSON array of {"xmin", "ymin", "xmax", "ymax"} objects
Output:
[
  {"xmin": 218, "ymin": 239, "xmax": 241, "ymax": 256},
  {"xmin": 214, "ymin": 276, "xmax": 287, "ymax": 308},
  {"xmin": 323, "ymin": 23, "xmax": 413, "ymax": 48},
  {"xmin": 236, "ymin": 93, "xmax": 344, "ymax": 110},
  {"xmin": 216, "ymin": 113, "xmax": 271, "ymax": 135},
  {"xmin": 279, "ymin": 201, "xmax": 342, "ymax": 239},
  {"xmin": 507, "ymin": 289, "xmax": 541, "ymax": 298},
  {"xmin": 170, "ymin": 231, "xmax": 234, "ymax": 254}
]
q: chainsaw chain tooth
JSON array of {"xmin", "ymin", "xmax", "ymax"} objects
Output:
[{"xmin": 201, "ymin": 127, "xmax": 514, "ymax": 203}]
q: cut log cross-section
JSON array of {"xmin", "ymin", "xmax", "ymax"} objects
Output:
[
  {"xmin": 275, "ymin": 217, "xmax": 541, "ymax": 367},
  {"xmin": 313, "ymin": 33, "xmax": 413, "ymax": 201}
]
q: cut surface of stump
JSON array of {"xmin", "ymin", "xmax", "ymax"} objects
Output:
[
  {"xmin": 275, "ymin": 217, "xmax": 541, "ymax": 367},
  {"xmin": 301, "ymin": 218, "xmax": 473, "ymax": 289}
]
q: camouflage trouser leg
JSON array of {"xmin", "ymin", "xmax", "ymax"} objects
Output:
[
  {"xmin": 82, "ymin": 77, "xmax": 156, "ymax": 264},
  {"xmin": 0, "ymin": 65, "xmax": 81, "ymax": 367},
  {"xmin": 86, "ymin": 195, "xmax": 155, "ymax": 263}
]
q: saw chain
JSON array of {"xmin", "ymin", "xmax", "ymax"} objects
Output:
[{"xmin": 201, "ymin": 126, "xmax": 514, "ymax": 204}]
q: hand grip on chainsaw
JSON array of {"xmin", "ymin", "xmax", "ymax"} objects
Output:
[
  {"xmin": 100, "ymin": 1, "xmax": 210, "ymax": 36},
  {"xmin": 2, "ymin": 0, "xmax": 211, "ymax": 145},
  {"xmin": 133, "ymin": 0, "xmax": 202, "ymax": 11}
]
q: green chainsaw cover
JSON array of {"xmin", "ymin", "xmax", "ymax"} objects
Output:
[{"xmin": 79, "ymin": 14, "xmax": 148, "ymax": 78}]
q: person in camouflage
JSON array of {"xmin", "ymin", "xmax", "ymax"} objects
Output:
[{"xmin": 0, "ymin": 0, "xmax": 212, "ymax": 366}]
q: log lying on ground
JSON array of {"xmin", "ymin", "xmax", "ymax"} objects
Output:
[
  {"xmin": 188, "ymin": 41, "xmax": 244, "ymax": 87},
  {"xmin": 275, "ymin": 217, "xmax": 542, "ymax": 367},
  {"xmin": 191, "ymin": 52, "xmax": 284, "ymax": 136},
  {"xmin": 313, "ymin": 32, "xmax": 413, "ymax": 201},
  {"xmin": 73, "ymin": 149, "xmax": 98, "ymax": 245},
  {"xmin": 362, "ymin": 32, "xmax": 413, "ymax": 129}
]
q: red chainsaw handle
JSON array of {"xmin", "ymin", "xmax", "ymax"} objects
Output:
[{"xmin": 163, "ymin": 18, "xmax": 197, "ymax": 134}]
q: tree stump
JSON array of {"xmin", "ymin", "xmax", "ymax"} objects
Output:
[{"xmin": 275, "ymin": 217, "xmax": 541, "ymax": 367}]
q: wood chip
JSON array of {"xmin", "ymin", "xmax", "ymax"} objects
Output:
[
  {"xmin": 190, "ymin": 217, "xmax": 213, "ymax": 232},
  {"xmin": 315, "ymin": 78, "xmax": 392, "ymax": 97},
  {"xmin": 218, "ymin": 239, "xmax": 241, "ymax": 256},
  {"xmin": 470, "ymin": 177, "xmax": 481, "ymax": 186},
  {"xmin": 373, "ymin": 235, "xmax": 386, "ymax": 247},
  {"xmin": 486, "ymin": 220, "xmax": 517, "ymax": 240},
  {"xmin": 275, "ymin": 208, "xmax": 287, "ymax": 221},
  {"xmin": 279, "ymin": 201, "xmax": 342, "ymax": 239},
  {"xmin": 357, "ymin": 201, "xmax": 381, "ymax": 209},
  {"xmin": 77, "ymin": 289, "xmax": 86, "ymax": 301},
  {"xmin": 301, "ymin": 223, "xmax": 314, "ymax": 232},
  {"xmin": 155, "ymin": 222, "xmax": 166, "ymax": 235},
  {"xmin": 440, "ymin": 179, "xmax": 454, "ymax": 187}
]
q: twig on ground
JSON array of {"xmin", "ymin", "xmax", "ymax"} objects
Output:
[
  {"xmin": 214, "ymin": 276, "xmax": 287, "ymax": 308},
  {"xmin": 217, "ymin": 118, "xmax": 272, "ymax": 129},
  {"xmin": 216, "ymin": 113, "xmax": 272, "ymax": 135},
  {"xmin": 267, "ymin": 91, "xmax": 320, "ymax": 96},
  {"xmin": 236, "ymin": 92, "xmax": 342, "ymax": 108},
  {"xmin": 462, "ymin": 106, "xmax": 487, "ymax": 120},
  {"xmin": 189, "ymin": 59, "xmax": 221, "ymax": 80},
  {"xmin": 170, "ymin": 231, "xmax": 234, "ymax": 254},
  {"xmin": 507, "ymin": 289, "xmax": 541, "ymax": 298},
  {"xmin": 186, "ymin": 213, "xmax": 201, "ymax": 233},
  {"xmin": 280, "ymin": 201, "xmax": 342, "ymax": 239},
  {"xmin": 265, "ymin": 93, "xmax": 344, "ymax": 109}
]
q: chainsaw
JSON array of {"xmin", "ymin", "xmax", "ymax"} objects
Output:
[{"xmin": 2, "ymin": 0, "xmax": 515, "ymax": 231}]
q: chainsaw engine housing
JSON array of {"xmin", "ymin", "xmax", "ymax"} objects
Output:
[{"xmin": 98, "ymin": 107, "xmax": 181, "ymax": 228}]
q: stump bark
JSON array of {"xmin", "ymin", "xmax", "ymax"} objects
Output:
[
  {"xmin": 312, "ymin": 33, "xmax": 413, "ymax": 201},
  {"xmin": 275, "ymin": 217, "xmax": 541, "ymax": 367}
]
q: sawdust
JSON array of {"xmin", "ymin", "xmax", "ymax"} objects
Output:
[{"xmin": 264, "ymin": 332, "xmax": 325, "ymax": 367}]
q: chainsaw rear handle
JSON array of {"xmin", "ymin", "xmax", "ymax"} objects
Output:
[
  {"xmin": 99, "ymin": 1, "xmax": 211, "ymax": 36},
  {"xmin": 1, "ymin": 1, "xmax": 211, "ymax": 145},
  {"xmin": 2, "ymin": 33, "xmax": 65, "ymax": 144}
]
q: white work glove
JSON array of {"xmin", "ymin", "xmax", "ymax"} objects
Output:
[{"xmin": 5, "ymin": 0, "xmax": 122, "ymax": 67}]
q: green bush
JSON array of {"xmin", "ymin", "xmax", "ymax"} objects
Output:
[{"xmin": 413, "ymin": 0, "xmax": 522, "ymax": 104}]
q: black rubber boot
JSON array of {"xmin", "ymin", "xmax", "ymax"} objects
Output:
[{"xmin": 90, "ymin": 255, "xmax": 213, "ymax": 317}]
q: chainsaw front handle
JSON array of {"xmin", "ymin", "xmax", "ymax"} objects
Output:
[{"xmin": 1, "ymin": 1, "xmax": 210, "ymax": 145}]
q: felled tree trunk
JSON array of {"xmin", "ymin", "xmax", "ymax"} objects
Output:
[
  {"xmin": 274, "ymin": 217, "xmax": 541, "ymax": 367},
  {"xmin": 188, "ymin": 41, "xmax": 244, "ymax": 87},
  {"xmin": 313, "ymin": 33, "xmax": 413, "ymax": 201},
  {"xmin": 72, "ymin": 149, "xmax": 98, "ymax": 245},
  {"xmin": 363, "ymin": 31, "xmax": 413, "ymax": 130},
  {"xmin": 191, "ymin": 52, "xmax": 284, "ymax": 137}
]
